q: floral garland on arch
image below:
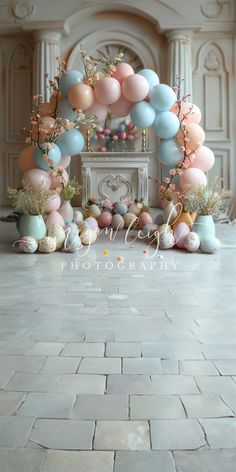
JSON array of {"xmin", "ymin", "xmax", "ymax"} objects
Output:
[{"xmin": 6, "ymin": 46, "xmax": 226, "ymax": 255}]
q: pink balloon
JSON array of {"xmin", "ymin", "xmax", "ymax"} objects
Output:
[
  {"xmin": 50, "ymin": 169, "xmax": 69, "ymax": 189},
  {"xmin": 177, "ymin": 123, "xmax": 205, "ymax": 150},
  {"xmin": 110, "ymin": 95, "xmax": 133, "ymax": 117},
  {"xmin": 179, "ymin": 167, "xmax": 207, "ymax": 190},
  {"xmin": 112, "ymin": 63, "xmax": 134, "ymax": 82},
  {"xmin": 68, "ymin": 83, "xmax": 94, "ymax": 110},
  {"xmin": 45, "ymin": 194, "xmax": 61, "ymax": 213},
  {"xmin": 122, "ymin": 74, "xmax": 150, "ymax": 102},
  {"xmin": 46, "ymin": 211, "xmax": 65, "ymax": 229},
  {"xmin": 23, "ymin": 169, "xmax": 51, "ymax": 191},
  {"xmin": 94, "ymin": 77, "xmax": 121, "ymax": 105},
  {"xmin": 58, "ymin": 155, "xmax": 71, "ymax": 169},
  {"xmin": 85, "ymin": 100, "xmax": 108, "ymax": 124},
  {"xmin": 171, "ymin": 102, "xmax": 201, "ymax": 124},
  {"xmin": 189, "ymin": 146, "xmax": 215, "ymax": 172}
]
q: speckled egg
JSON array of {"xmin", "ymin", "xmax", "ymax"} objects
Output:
[
  {"xmin": 83, "ymin": 217, "xmax": 99, "ymax": 231},
  {"xmin": 64, "ymin": 222, "xmax": 78, "ymax": 236},
  {"xmin": 142, "ymin": 223, "xmax": 159, "ymax": 237},
  {"xmin": 200, "ymin": 237, "xmax": 221, "ymax": 254},
  {"xmin": 48, "ymin": 224, "xmax": 65, "ymax": 250},
  {"xmin": 97, "ymin": 211, "xmax": 112, "ymax": 229},
  {"xmin": 45, "ymin": 211, "xmax": 64, "ymax": 230},
  {"xmin": 174, "ymin": 223, "xmax": 190, "ymax": 248},
  {"xmin": 123, "ymin": 212, "xmax": 138, "ymax": 229},
  {"xmin": 64, "ymin": 233, "xmax": 81, "ymax": 252},
  {"xmin": 73, "ymin": 210, "xmax": 83, "ymax": 225},
  {"xmin": 159, "ymin": 223, "xmax": 172, "ymax": 234},
  {"xmin": 38, "ymin": 236, "xmax": 56, "ymax": 253},
  {"xmin": 159, "ymin": 231, "xmax": 175, "ymax": 249},
  {"xmin": 113, "ymin": 202, "xmax": 128, "ymax": 215},
  {"xmin": 18, "ymin": 236, "xmax": 38, "ymax": 253},
  {"xmin": 80, "ymin": 228, "xmax": 97, "ymax": 245},
  {"xmin": 111, "ymin": 214, "xmax": 125, "ymax": 230},
  {"xmin": 128, "ymin": 203, "xmax": 141, "ymax": 216},
  {"xmin": 185, "ymin": 232, "xmax": 200, "ymax": 252},
  {"xmin": 138, "ymin": 212, "xmax": 153, "ymax": 229},
  {"xmin": 88, "ymin": 204, "xmax": 101, "ymax": 219}
]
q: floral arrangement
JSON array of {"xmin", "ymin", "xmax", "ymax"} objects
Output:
[
  {"xmin": 8, "ymin": 183, "xmax": 54, "ymax": 216},
  {"xmin": 184, "ymin": 178, "xmax": 230, "ymax": 216},
  {"xmin": 61, "ymin": 178, "xmax": 81, "ymax": 201}
]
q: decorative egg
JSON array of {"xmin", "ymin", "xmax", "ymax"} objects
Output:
[
  {"xmin": 185, "ymin": 232, "xmax": 200, "ymax": 252},
  {"xmin": 97, "ymin": 211, "xmax": 112, "ymax": 228},
  {"xmin": 123, "ymin": 212, "xmax": 138, "ymax": 229},
  {"xmin": 142, "ymin": 223, "xmax": 159, "ymax": 236},
  {"xmin": 138, "ymin": 212, "xmax": 153, "ymax": 229},
  {"xmin": 200, "ymin": 237, "xmax": 221, "ymax": 254},
  {"xmin": 88, "ymin": 204, "xmax": 101, "ymax": 219},
  {"xmin": 83, "ymin": 217, "xmax": 99, "ymax": 231},
  {"xmin": 155, "ymin": 214, "xmax": 164, "ymax": 226},
  {"xmin": 111, "ymin": 214, "xmax": 124, "ymax": 230},
  {"xmin": 45, "ymin": 194, "xmax": 61, "ymax": 214},
  {"xmin": 159, "ymin": 223, "xmax": 171, "ymax": 234},
  {"xmin": 38, "ymin": 236, "xmax": 56, "ymax": 253},
  {"xmin": 80, "ymin": 228, "xmax": 97, "ymax": 245},
  {"xmin": 159, "ymin": 231, "xmax": 175, "ymax": 249},
  {"xmin": 73, "ymin": 210, "xmax": 83, "ymax": 225},
  {"xmin": 128, "ymin": 203, "xmax": 141, "ymax": 216},
  {"xmin": 48, "ymin": 224, "xmax": 65, "ymax": 250},
  {"xmin": 65, "ymin": 222, "xmax": 78, "ymax": 236},
  {"xmin": 64, "ymin": 234, "xmax": 81, "ymax": 252},
  {"xmin": 18, "ymin": 236, "xmax": 38, "ymax": 253},
  {"xmin": 174, "ymin": 223, "xmax": 190, "ymax": 248},
  {"xmin": 113, "ymin": 202, "xmax": 128, "ymax": 215},
  {"xmin": 46, "ymin": 211, "xmax": 64, "ymax": 230}
]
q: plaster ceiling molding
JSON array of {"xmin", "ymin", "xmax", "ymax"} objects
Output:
[
  {"xmin": 201, "ymin": 0, "xmax": 223, "ymax": 19},
  {"xmin": 11, "ymin": 1, "xmax": 35, "ymax": 22},
  {"xmin": 95, "ymin": 44, "xmax": 143, "ymax": 72}
]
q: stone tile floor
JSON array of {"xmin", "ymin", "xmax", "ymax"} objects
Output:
[{"xmin": 0, "ymin": 216, "xmax": 236, "ymax": 471}]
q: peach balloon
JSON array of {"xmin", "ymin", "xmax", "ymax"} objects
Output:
[
  {"xmin": 110, "ymin": 95, "xmax": 133, "ymax": 117},
  {"xmin": 46, "ymin": 211, "xmax": 65, "ymax": 229},
  {"xmin": 112, "ymin": 63, "xmax": 134, "ymax": 82},
  {"xmin": 177, "ymin": 123, "xmax": 205, "ymax": 150},
  {"xmin": 18, "ymin": 146, "xmax": 37, "ymax": 172},
  {"xmin": 85, "ymin": 100, "xmax": 108, "ymax": 124},
  {"xmin": 23, "ymin": 168, "xmax": 51, "ymax": 191},
  {"xmin": 122, "ymin": 74, "xmax": 150, "ymax": 102},
  {"xmin": 58, "ymin": 155, "xmax": 71, "ymax": 169},
  {"xmin": 68, "ymin": 83, "xmax": 94, "ymax": 110},
  {"xmin": 179, "ymin": 167, "xmax": 207, "ymax": 190},
  {"xmin": 171, "ymin": 102, "xmax": 201, "ymax": 124},
  {"xmin": 50, "ymin": 169, "xmax": 69, "ymax": 189},
  {"xmin": 189, "ymin": 145, "xmax": 215, "ymax": 172},
  {"xmin": 45, "ymin": 194, "xmax": 61, "ymax": 214},
  {"xmin": 94, "ymin": 77, "xmax": 121, "ymax": 105}
]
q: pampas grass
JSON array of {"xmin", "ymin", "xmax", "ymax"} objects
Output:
[
  {"xmin": 8, "ymin": 182, "xmax": 55, "ymax": 215},
  {"xmin": 184, "ymin": 178, "xmax": 230, "ymax": 216}
]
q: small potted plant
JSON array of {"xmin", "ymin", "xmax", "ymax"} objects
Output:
[
  {"xmin": 58, "ymin": 177, "xmax": 81, "ymax": 224},
  {"xmin": 8, "ymin": 182, "xmax": 55, "ymax": 241},
  {"xmin": 184, "ymin": 178, "xmax": 230, "ymax": 239}
]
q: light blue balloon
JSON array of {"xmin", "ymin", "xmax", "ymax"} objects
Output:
[
  {"xmin": 59, "ymin": 70, "xmax": 83, "ymax": 98},
  {"xmin": 130, "ymin": 101, "xmax": 156, "ymax": 129},
  {"xmin": 56, "ymin": 128, "xmax": 85, "ymax": 156},
  {"xmin": 154, "ymin": 111, "xmax": 180, "ymax": 139},
  {"xmin": 33, "ymin": 144, "xmax": 61, "ymax": 171},
  {"xmin": 157, "ymin": 139, "xmax": 183, "ymax": 166},
  {"xmin": 57, "ymin": 99, "xmax": 77, "ymax": 121},
  {"xmin": 139, "ymin": 69, "xmax": 160, "ymax": 89},
  {"xmin": 150, "ymin": 84, "xmax": 176, "ymax": 112}
]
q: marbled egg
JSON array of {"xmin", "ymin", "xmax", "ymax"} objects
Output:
[
  {"xmin": 138, "ymin": 212, "xmax": 153, "ymax": 229},
  {"xmin": 83, "ymin": 217, "xmax": 99, "ymax": 231},
  {"xmin": 159, "ymin": 223, "xmax": 171, "ymax": 234},
  {"xmin": 111, "ymin": 214, "xmax": 124, "ymax": 230},
  {"xmin": 200, "ymin": 237, "xmax": 221, "ymax": 254},
  {"xmin": 65, "ymin": 222, "xmax": 78, "ymax": 236},
  {"xmin": 174, "ymin": 223, "xmax": 190, "ymax": 248},
  {"xmin": 38, "ymin": 236, "xmax": 56, "ymax": 253},
  {"xmin": 159, "ymin": 231, "xmax": 175, "ymax": 249},
  {"xmin": 185, "ymin": 232, "xmax": 200, "ymax": 252},
  {"xmin": 128, "ymin": 203, "xmax": 141, "ymax": 216},
  {"xmin": 18, "ymin": 236, "xmax": 38, "ymax": 253},
  {"xmin": 48, "ymin": 224, "xmax": 65, "ymax": 250},
  {"xmin": 113, "ymin": 202, "xmax": 128, "ymax": 215},
  {"xmin": 123, "ymin": 212, "xmax": 138, "ymax": 229},
  {"xmin": 142, "ymin": 223, "xmax": 159, "ymax": 237},
  {"xmin": 88, "ymin": 204, "xmax": 101, "ymax": 219},
  {"xmin": 64, "ymin": 233, "xmax": 81, "ymax": 252},
  {"xmin": 97, "ymin": 211, "xmax": 112, "ymax": 229},
  {"xmin": 73, "ymin": 210, "xmax": 83, "ymax": 225},
  {"xmin": 80, "ymin": 228, "xmax": 97, "ymax": 245},
  {"xmin": 45, "ymin": 211, "xmax": 64, "ymax": 230}
]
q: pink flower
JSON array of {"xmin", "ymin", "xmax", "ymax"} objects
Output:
[
  {"xmin": 164, "ymin": 177, "xmax": 171, "ymax": 184},
  {"xmin": 169, "ymin": 169, "xmax": 177, "ymax": 176},
  {"xmin": 178, "ymin": 169, "xmax": 184, "ymax": 175}
]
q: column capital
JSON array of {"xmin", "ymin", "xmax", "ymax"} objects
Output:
[
  {"xmin": 32, "ymin": 30, "xmax": 61, "ymax": 43},
  {"xmin": 165, "ymin": 29, "xmax": 193, "ymax": 43}
]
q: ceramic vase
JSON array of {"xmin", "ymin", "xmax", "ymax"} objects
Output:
[
  {"xmin": 18, "ymin": 214, "xmax": 47, "ymax": 241},
  {"xmin": 192, "ymin": 214, "xmax": 215, "ymax": 240},
  {"xmin": 58, "ymin": 200, "xmax": 74, "ymax": 225},
  {"xmin": 163, "ymin": 201, "xmax": 178, "ymax": 225}
]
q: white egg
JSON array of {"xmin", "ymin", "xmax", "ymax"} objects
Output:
[
  {"xmin": 159, "ymin": 231, "xmax": 175, "ymax": 249},
  {"xmin": 200, "ymin": 237, "xmax": 221, "ymax": 254},
  {"xmin": 185, "ymin": 232, "xmax": 200, "ymax": 252}
]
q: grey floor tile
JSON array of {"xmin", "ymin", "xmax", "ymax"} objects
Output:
[
  {"xmin": 0, "ymin": 416, "xmax": 35, "ymax": 447},
  {"xmin": 0, "ymin": 448, "xmax": 46, "ymax": 472},
  {"xmin": 180, "ymin": 360, "xmax": 219, "ymax": 376},
  {"xmin": 61, "ymin": 342, "xmax": 105, "ymax": 357},
  {"xmin": 55, "ymin": 374, "xmax": 106, "ymax": 394},
  {"xmin": 0, "ymin": 356, "xmax": 46, "ymax": 373},
  {"xmin": 115, "ymin": 451, "xmax": 176, "ymax": 472},
  {"xmin": 41, "ymin": 450, "xmax": 114, "ymax": 472},
  {"xmin": 106, "ymin": 342, "xmax": 141, "ymax": 357},
  {"xmin": 27, "ymin": 343, "xmax": 65, "ymax": 356},
  {"xmin": 151, "ymin": 419, "xmax": 206, "ymax": 450},
  {"xmin": 181, "ymin": 394, "xmax": 233, "ymax": 418},
  {"xmin": 151, "ymin": 375, "xmax": 199, "ymax": 394},
  {"xmin": 0, "ymin": 370, "xmax": 14, "ymax": 388},
  {"xmin": 174, "ymin": 450, "xmax": 236, "ymax": 472},
  {"xmin": 17, "ymin": 392, "xmax": 75, "ymax": 418},
  {"xmin": 200, "ymin": 418, "xmax": 236, "ymax": 448},
  {"xmin": 73, "ymin": 394, "xmax": 128, "ymax": 420},
  {"xmin": 130, "ymin": 395, "xmax": 186, "ymax": 419},
  {"xmin": 195, "ymin": 376, "xmax": 236, "ymax": 394},
  {"xmin": 0, "ymin": 391, "xmax": 26, "ymax": 415},
  {"xmin": 214, "ymin": 359, "xmax": 236, "ymax": 375},
  {"xmin": 40, "ymin": 356, "xmax": 81, "ymax": 374},
  {"xmin": 221, "ymin": 393, "xmax": 236, "ymax": 415},
  {"xmin": 123, "ymin": 358, "xmax": 162, "ymax": 374},
  {"xmin": 79, "ymin": 357, "xmax": 121, "ymax": 374},
  {"xmin": 4, "ymin": 373, "xmax": 61, "ymax": 392},
  {"xmin": 94, "ymin": 420, "xmax": 150, "ymax": 450},
  {"xmin": 30, "ymin": 419, "xmax": 95, "ymax": 450},
  {"xmin": 107, "ymin": 375, "xmax": 154, "ymax": 394}
]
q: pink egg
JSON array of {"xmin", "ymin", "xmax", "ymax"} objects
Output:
[
  {"xmin": 45, "ymin": 194, "xmax": 61, "ymax": 214},
  {"xmin": 104, "ymin": 128, "xmax": 111, "ymax": 135},
  {"xmin": 127, "ymin": 134, "xmax": 135, "ymax": 141},
  {"xmin": 120, "ymin": 132, "xmax": 127, "ymax": 140},
  {"xmin": 98, "ymin": 211, "xmax": 112, "ymax": 228},
  {"xmin": 138, "ymin": 212, "xmax": 153, "ymax": 229},
  {"xmin": 127, "ymin": 122, "xmax": 134, "ymax": 130},
  {"xmin": 112, "ymin": 135, "xmax": 119, "ymax": 141},
  {"xmin": 111, "ymin": 214, "xmax": 124, "ymax": 230},
  {"xmin": 174, "ymin": 222, "xmax": 190, "ymax": 248},
  {"xmin": 98, "ymin": 133, "xmax": 105, "ymax": 141},
  {"xmin": 46, "ymin": 211, "xmax": 65, "ymax": 229}
]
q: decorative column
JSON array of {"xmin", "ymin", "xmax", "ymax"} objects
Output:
[
  {"xmin": 166, "ymin": 30, "xmax": 193, "ymax": 100},
  {"xmin": 33, "ymin": 31, "xmax": 61, "ymax": 101}
]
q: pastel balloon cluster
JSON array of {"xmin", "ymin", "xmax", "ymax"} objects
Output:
[{"xmin": 90, "ymin": 119, "xmax": 140, "ymax": 152}]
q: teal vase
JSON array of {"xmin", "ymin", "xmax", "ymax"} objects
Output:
[
  {"xmin": 192, "ymin": 214, "xmax": 215, "ymax": 240},
  {"xmin": 18, "ymin": 215, "xmax": 47, "ymax": 241}
]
